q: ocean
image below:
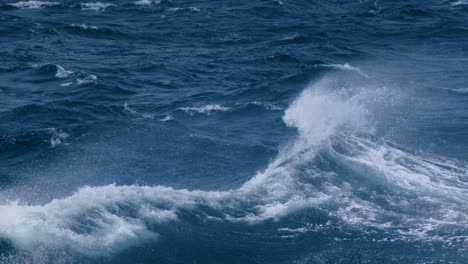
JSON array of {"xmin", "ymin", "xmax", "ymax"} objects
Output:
[{"xmin": 0, "ymin": 0, "xmax": 467, "ymax": 263}]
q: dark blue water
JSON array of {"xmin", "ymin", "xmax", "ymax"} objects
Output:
[{"xmin": 0, "ymin": 0, "xmax": 467, "ymax": 263}]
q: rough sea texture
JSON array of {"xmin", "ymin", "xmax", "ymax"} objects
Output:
[{"xmin": 0, "ymin": 0, "xmax": 467, "ymax": 263}]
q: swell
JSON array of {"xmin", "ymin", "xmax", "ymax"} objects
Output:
[{"xmin": 0, "ymin": 74, "xmax": 466, "ymax": 256}]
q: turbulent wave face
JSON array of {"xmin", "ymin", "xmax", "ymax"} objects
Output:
[{"xmin": 1, "ymin": 0, "xmax": 467, "ymax": 263}]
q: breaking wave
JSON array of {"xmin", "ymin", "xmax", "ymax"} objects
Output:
[{"xmin": 0, "ymin": 75, "xmax": 466, "ymax": 256}]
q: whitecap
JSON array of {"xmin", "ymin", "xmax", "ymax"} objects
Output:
[
  {"xmin": 273, "ymin": 0, "xmax": 284, "ymax": 5},
  {"xmin": 134, "ymin": 0, "xmax": 160, "ymax": 5},
  {"xmin": 249, "ymin": 101, "xmax": 282, "ymax": 111},
  {"xmin": 30, "ymin": 63, "xmax": 73, "ymax": 78},
  {"xmin": 80, "ymin": 2, "xmax": 115, "ymax": 11},
  {"xmin": 159, "ymin": 114, "xmax": 173, "ymax": 122},
  {"xmin": 76, "ymin": 74, "xmax": 97, "ymax": 85},
  {"xmin": 167, "ymin": 7, "xmax": 200, "ymax": 12},
  {"xmin": 449, "ymin": 88, "xmax": 468, "ymax": 93},
  {"xmin": 452, "ymin": 0, "xmax": 467, "ymax": 6},
  {"xmin": 59, "ymin": 82, "xmax": 73, "ymax": 87},
  {"xmin": 123, "ymin": 103, "xmax": 138, "ymax": 114},
  {"xmin": 123, "ymin": 103, "xmax": 154, "ymax": 118},
  {"xmin": 55, "ymin": 65, "xmax": 73, "ymax": 78},
  {"xmin": 41, "ymin": 128, "xmax": 69, "ymax": 147},
  {"xmin": 179, "ymin": 104, "xmax": 231, "ymax": 114},
  {"xmin": 282, "ymin": 83, "xmax": 370, "ymax": 146},
  {"xmin": 278, "ymin": 222, "xmax": 331, "ymax": 234},
  {"xmin": 70, "ymin": 23, "xmax": 99, "ymax": 30},
  {"xmin": 0, "ymin": 180, "xmax": 326, "ymax": 254},
  {"xmin": 7, "ymin": 1, "xmax": 59, "ymax": 9},
  {"xmin": 281, "ymin": 34, "xmax": 300, "ymax": 41},
  {"xmin": 321, "ymin": 63, "xmax": 370, "ymax": 78}
]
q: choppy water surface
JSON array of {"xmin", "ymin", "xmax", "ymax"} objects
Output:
[{"xmin": 0, "ymin": 0, "xmax": 467, "ymax": 263}]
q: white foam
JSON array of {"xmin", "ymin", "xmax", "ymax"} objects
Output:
[
  {"xmin": 80, "ymin": 2, "xmax": 115, "ymax": 11},
  {"xmin": 278, "ymin": 222, "xmax": 332, "ymax": 234},
  {"xmin": 167, "ymin": 7, "xmax": 200, "ymax": 12},
  {"xmin": 31, "ymin": 64, "xmax": 73, "ymax": 78},
  {"xmin": 321, "ymin": 63, "xmax": 370, "ymax": 78},
  {"xmin": 134, "ymin": 0, "xmax": 160, "ymax": 5},
  {"xmin": 55, "ymin": 65, "xmax": 73, "ymax": 78},
  {"xmin": 76, "ymin": 74, "xmax": 97, "ymax": 85},
  {"xmin": 123, "ymin": 103, "xmax": 154, "ymax": 119},
  {"xmin": 39, "ymin": 128, "xmax": 69, "ymax": 147},
  {"xmin": 159, "ymin": 114, "xmax": 173, "ymax": 122},
  {"xmin": 273, "ymin": 0, "xmax": 284, "ymax": 5},
  {"xmin": 49, "ymin": 128, "xmax": 69, "ymax": 147},
  {"xmin": 450, "ymin": 88, "xmax": 468, "ymax": 93},
  {"xmin": 123, "ymin": 103, "xmax": 138, "ymax": 114},
  {"xmin": 60, "ymin": 82, "xmax": 73, "ymax": 87},
  {"xmin": 281, "ymin": 34, "xmax": 298, "ymax": 41},
  {"xmin": 325, "ymin": 136, "xmax": 468, "ymax": 238},
  {"xmin": 283, "ymin": 81, "xmax": 370, "ymax": 146},
  {"xmin": 341, "ymin": 137, "xmax": 468, "ymax": 197},
  {"xmin": 179, "ymin": 104, "xmax": 231, "ymax": 114},
  {"xmin": 58, "ymin": 73, "xmax": 97, "ymax": 85},
  {"xmin": 249, "ymin": 101, "xmax": 282, "ymax": 111},
  {"xmin": 7, "ymin": 1, "xmax": 59, "ymax": 8},
  {"xmin": 0, "ymin": 107, "xmax": 333, "ymax": 253},
  {"xmin": 0, "ymin": 181, "xmax": 323, "ymax": 254},
  {"xmin": 452, "ymin": 0, "xmax": 467, "ymax": 6},
  {"xmin": 70, "ymin": 23, "xmax": 99, "ymax": 30}
]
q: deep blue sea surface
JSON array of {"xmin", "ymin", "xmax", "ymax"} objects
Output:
[{"xmin": 0, "ymin": 0, "xmax": 467, "ymax": 263}]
